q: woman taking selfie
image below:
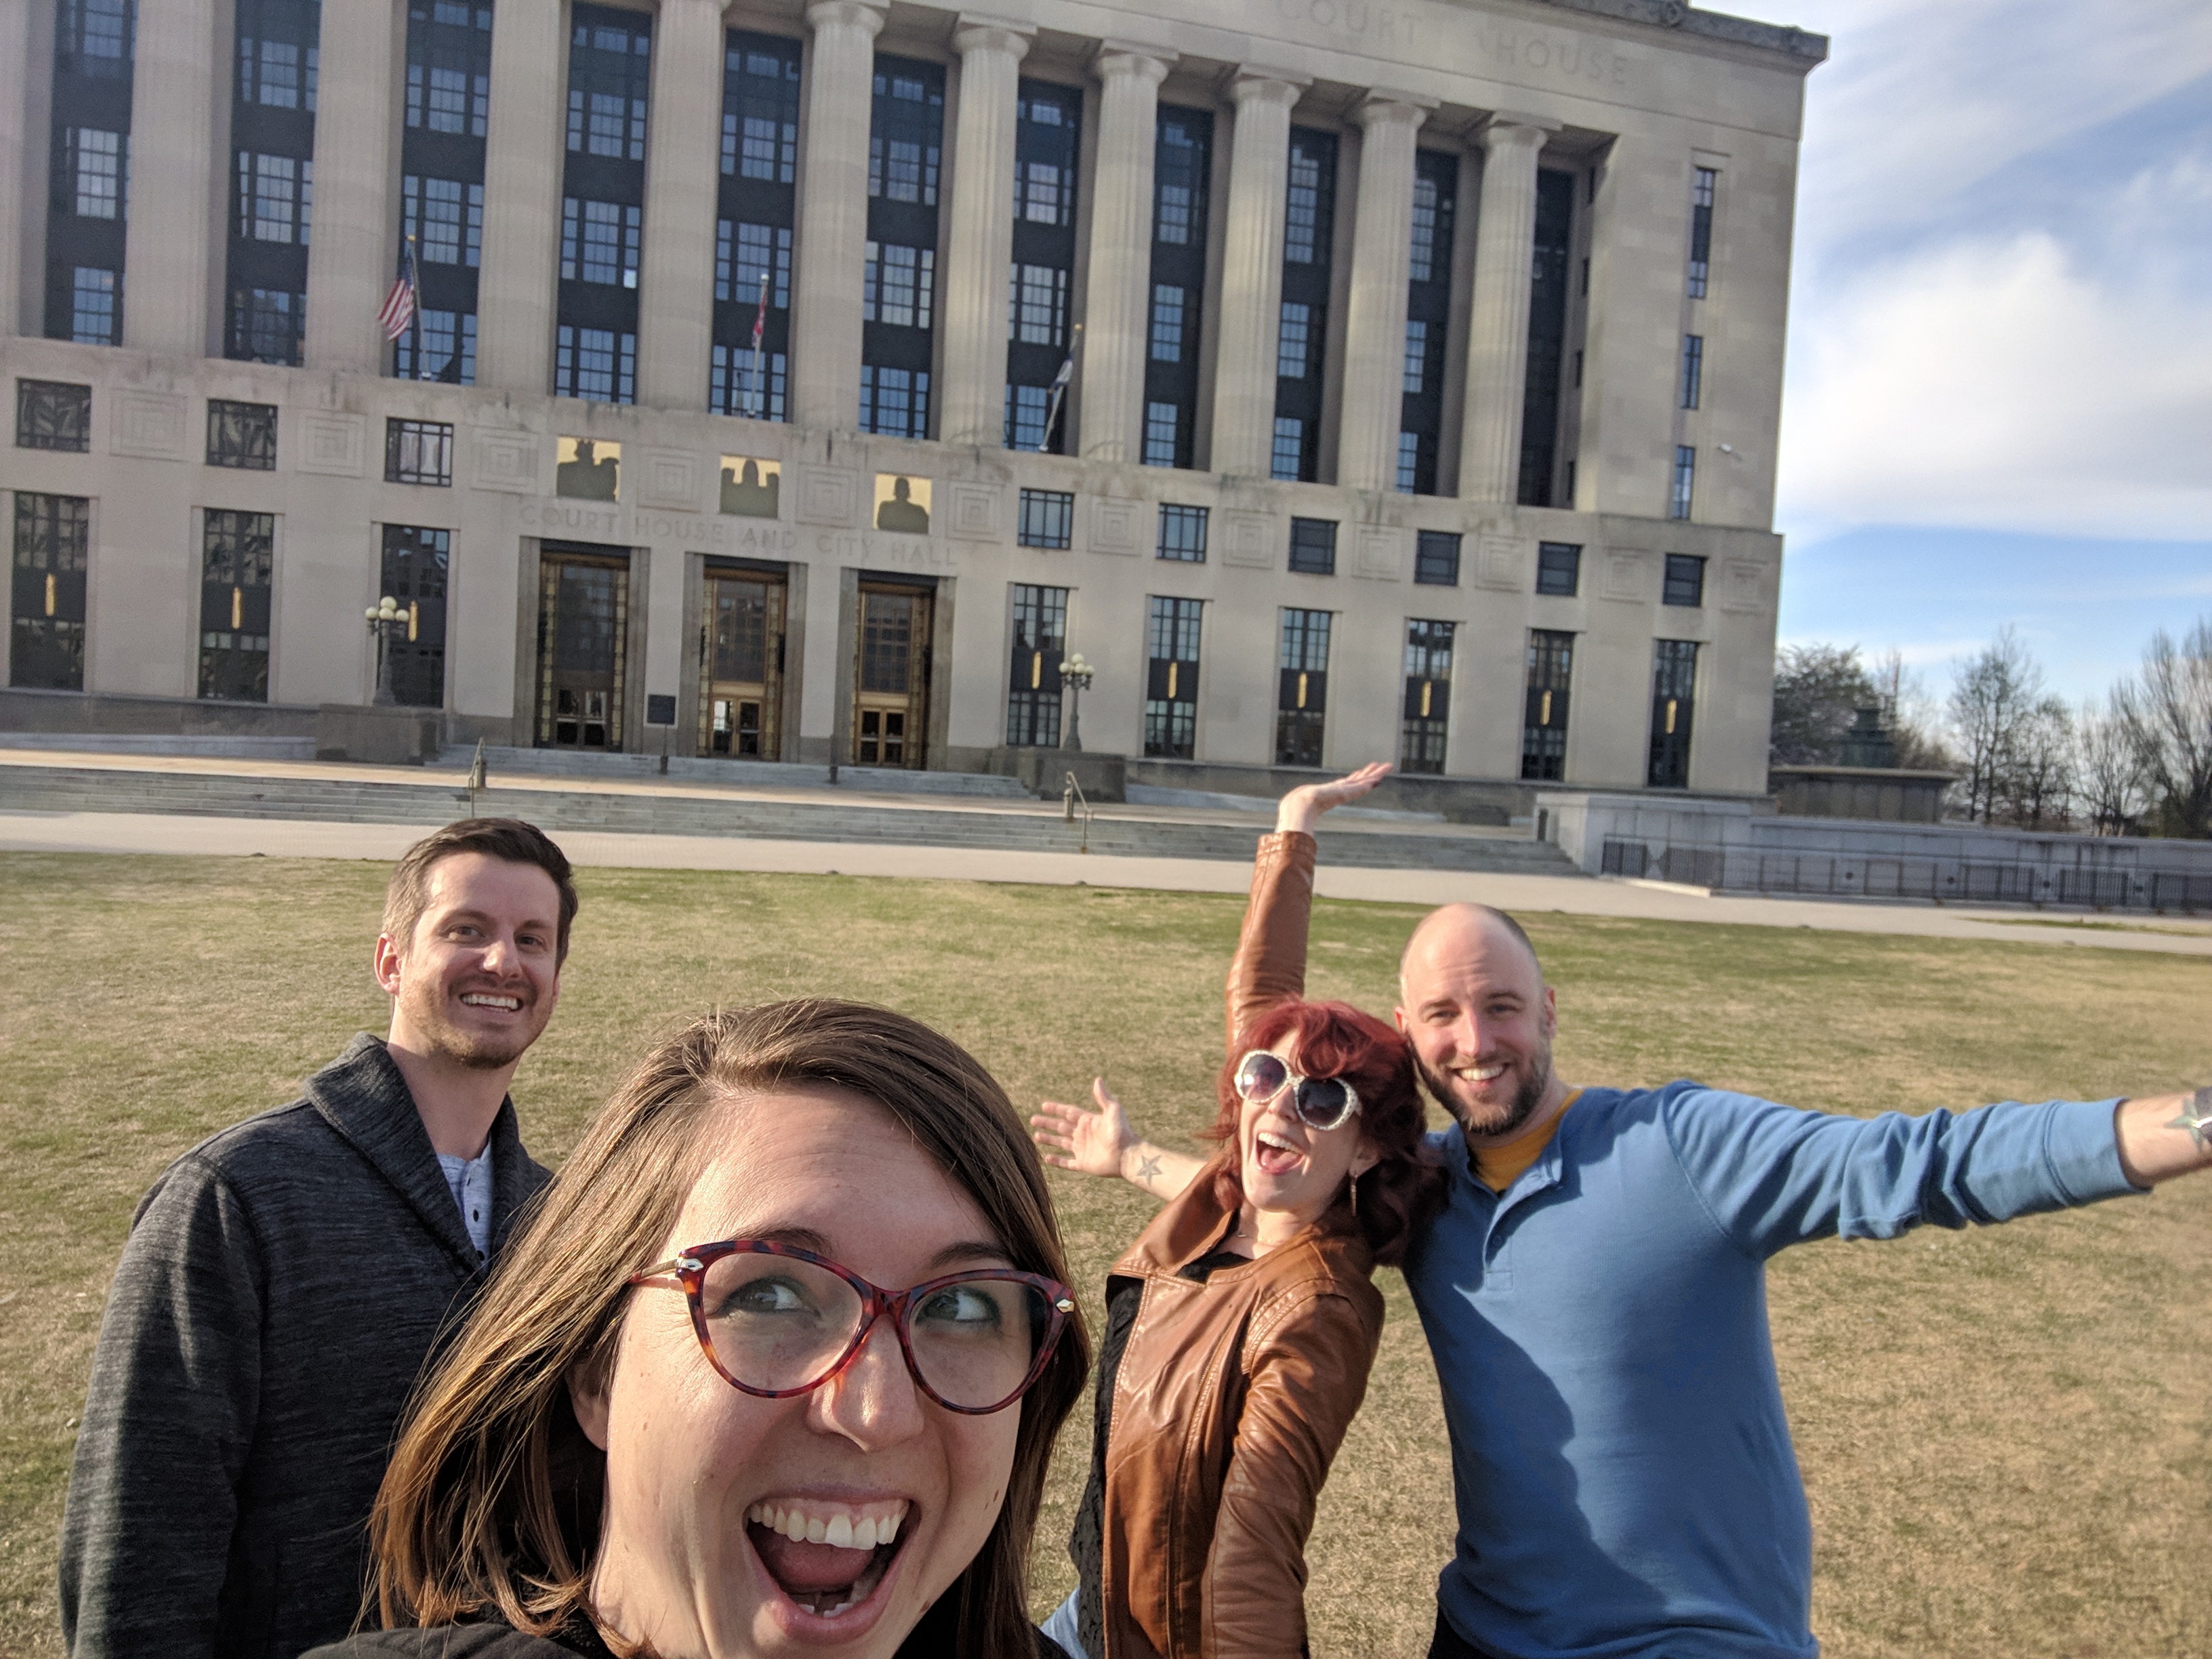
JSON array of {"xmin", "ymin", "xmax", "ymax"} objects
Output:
[
  {"xmin": 1031, "ymin": 796, "xmax": 1441, "ymax": 1659},
  {"xmin": 311, "ymin": 999, "xmax": 1090, "ymax": 1659}
]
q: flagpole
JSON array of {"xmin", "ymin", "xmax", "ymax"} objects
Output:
[
  {"xmin": 1040, "ymin": 323, "xmax": 1082, "ymax": 453},
  {"xmin": 749, "ymin": 271, "xmax": 769, "ymax": 420},
  {"xmin": 407, "ymin": 232, "xmax": 426, "ymax": 381}
]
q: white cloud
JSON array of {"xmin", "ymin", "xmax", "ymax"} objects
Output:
[{"xmin": 1776, "ymin": 230, "xmax": 2212, "ymax": 539}]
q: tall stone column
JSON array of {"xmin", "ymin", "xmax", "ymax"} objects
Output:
[
  {"xmin": 0, "ymin": 1, "xmax": 33, "ymax": 337},
  {"xmin": 636, "ymin": 0, "xmax": 726, "ymax": 409},
  {"xmin": 1076, "ymin": 45, "xmax": 1171, "ymax": 464},
  {"xmin": 1334, "ymin": 91, "xmax": 1432, "ymax": 491},
  {"xmin": 936, "ymin": 18, "xmax": 1031, "ymax": 447},
  {"xmin": 475, "ymin": 0, "xmax": 569, "ymax": 394},
  {"xmin": 304, "ymin": 0, "xmax": 400, "ymax": 373},
  {"xmin": 790, "ymin": 0, "xmax": 886, "ymax": 432},
  {"xmin": 123, "ymin": 0, "xmax": 221, "ymax": 356},
  {"xmin": 1206, "ymin": 68, "xmax": 1305, "ymax": 480},
  {"xmin": 1457, "ymin": 113, "xmax": 1557, "ymax": 504}
]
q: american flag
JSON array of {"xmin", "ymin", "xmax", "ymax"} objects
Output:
[
  {"xmin": 1040, "ymin": 323, "xmax": 1082, "ymax": 452},
  {"xmin": 377, "ymin": 243, "xmax": 417, "ymax": 342},
  {"xmin": 747, "ymin": 271, "xmax": 770, "ymax": 417}
]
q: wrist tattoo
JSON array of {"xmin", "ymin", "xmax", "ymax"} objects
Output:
[
  {"xmin": 1134, "ymin": 1153, "xmax": 1163, "ymax": 1188},
  {"xmin": 2167, "ymin": 1087, "xmax": 2212, "ymax": 1155}
]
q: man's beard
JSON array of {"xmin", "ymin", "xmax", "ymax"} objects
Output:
[
  {"xmin": 1416, "ymin": 1040, "xmax": 1553, "ymax": 1142},
  {"xmin": 403, "ymin": 982, "xmax": 540, "ymax": 1071}
]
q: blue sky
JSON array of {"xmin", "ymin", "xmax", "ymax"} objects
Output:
[{"xmin": 1767, "ymin": 0, "xmax": 2212, "ymax": 706}]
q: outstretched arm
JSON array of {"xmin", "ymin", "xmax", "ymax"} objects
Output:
[
  {"xmin": 1031, "ymin": 1080, "xmax": 1204, "ymax": 1202},
  {"xmin": 1225, "ymin": 764, "xmax": 1393, "ymax": 1050},
  {"xmin": 2116, "ymin": 1087, "xmax": 2212, "ymax": 1186}
]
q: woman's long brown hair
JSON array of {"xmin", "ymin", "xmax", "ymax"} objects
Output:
[{"xmin": 365, "ymin": 999, "xmax": 1090, "ymax": 1657}]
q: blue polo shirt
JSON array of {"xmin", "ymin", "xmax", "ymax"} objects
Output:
[{"xmin": 1405, "ymin": 1084, "xmax": 2139, "ymax": 1659}]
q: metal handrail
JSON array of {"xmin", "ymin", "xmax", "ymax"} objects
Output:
[{"xmin": 1062, "ymin": 771, "xmax": 1092, "ymax": 855}]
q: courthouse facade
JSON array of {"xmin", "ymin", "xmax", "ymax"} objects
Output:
[{"xmin": 1, "ymin": 0, "xmax": 1822, "ymax": 795}]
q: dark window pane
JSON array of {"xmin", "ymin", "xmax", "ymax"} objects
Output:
[
  {"xmin": 1288, "ymin": 518, "xmax": 1336, "ymax": 576},
  {"xmin": 1414, "ymin": 530, "xmax": 1460, "ymax": 586},
  {"xmin": 16, "ymin": 381, "xmax": 92, "ymax": 452},
  {"xmin": 1536, "ymin": 541, "xmax": 1581, "ymax": 597}
]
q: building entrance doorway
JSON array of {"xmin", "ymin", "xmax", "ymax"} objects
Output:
[
  {"xmin": 535, "ymin": 544, "xmax": 630, "ymax": 750},
  {"xmin": 852, "ymin": 581, "xmax": 932, "ymax": 769},
  {"xmin": 699, "ymin": 567, "xmax": 786, "ymax": 760}
]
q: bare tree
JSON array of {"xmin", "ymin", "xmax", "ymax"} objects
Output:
[
  {"xmin": 1870, "ymin": 647, "xmax": 1954, "ymax": 772},
  {"xmin": 2114, "ymin": 617, "xmax": 2212, "ymax": 838},
  {"xmin": 1999, "ymin": 696, "xmax": 2073, "ymax": 830},
  {"xmin": 1946, "ymin": 627, "xmax": 2047, "ymax": 824},
  {"xmin": 2074, "ymin": 695, "xmax": 2150, "ymax": 836}
]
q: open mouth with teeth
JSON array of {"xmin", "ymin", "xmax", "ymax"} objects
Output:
[
  {"xmin": 744, "ymin": 1498, "xmax": 910, "ymax": 1621},
  {"xmin": 1252, "ymin": 1128, "xmax": 1307, "ymax": 1179},
  {"xmin": 457, "ymin": 992, "xmax": 523, "ymax": 1012}
]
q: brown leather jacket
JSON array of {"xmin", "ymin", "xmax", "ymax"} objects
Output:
[
  {"xmin": 1095, "ymin": 830, "xmax": 1365, "ymax": 1659},
  {"xmin": 1225, "ymin": 832, "xmax": 1316, "ymax": 1050}
]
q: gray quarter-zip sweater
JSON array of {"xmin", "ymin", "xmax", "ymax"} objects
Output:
[{"xmin": 58, "ymin": 1034, "xmax": 552, "ymax": 1659}]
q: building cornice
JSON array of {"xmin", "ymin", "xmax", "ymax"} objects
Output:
[{"xmin": 1522, "ymin": 0, "xmax": 1828, "ymax": 64}]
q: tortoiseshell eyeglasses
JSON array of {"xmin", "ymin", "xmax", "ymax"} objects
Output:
[{"xmin": 628, "ymin": 1240, "xmax": 1077, "ymax": 1416}]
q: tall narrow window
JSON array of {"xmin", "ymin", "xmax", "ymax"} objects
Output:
[
  {"xmin": 1687, "ymin": 166, "xmax": 1717, "ymax": 298},
  {"xmin": 226, "ymin": 0, "xmax": 319, "ymax": 364},
  {"xmin": 1401, "ymin": 620, "xmax": 1454, "ymax": 776},
  {"xmin": 1273, "ymin": 129, "xmax": 1336, "ymax": 483},
  {"xmin": 1670, "ymin": 446, "xmax": 1696, "ymax": 520},
  {"xmin": 861, "ymin": 58, "xmax": 943, "ymax": 436},
  {"xmin": 1275, "ymin": 609, "xmax": 1331, "ymax": 766},
  {"xmin": 1517, "ymin": 168, "xmax": 1574, "ymax": 506},
  {"xmin": 1680, "ymin": 333, "xmax": 1703, "ymax": 410},
  {"xmin": 713, "ymin": 30, "xmax": 800, "ymax": 419},
  {"xmin": 1145, "ymin": 596, "xmax": 1203, "ymax": 759},
  {"xmin": 12, "ymin": 494, "xmax": 91, "ymax": 691},
  {"xmin": 1007, "ymin": 81, "xmax": 1081, "ymax": 452},
  {"xmin": 380, "ymin": 525, "xmax": 451, "ymax": 708},
  {"xmin": 1005, "ymin": 583, "xmax": 1067, "ymax": 747},
  {"xmin": 1399, "ymin": 150, "xmax": 1456, "ymax": 495},
  {"xmin": 1522, "ymin": 630, "xmax": 1574, "ymax": 781},
  {"xmin": 396, "ymin": 1, "xmax": 491, "ymax": 382},
  {"xmin": 199, "ymin": 510, "xmax": 275, "ymax": 702},
  {"xmin": 47, "ymin": 0, "xmax": 134, "ymax": 342},
  {"xmin": 1145, "ymin": 108, "xmax": 1211, "ymax": 468},
  {"xmin": 556, "ymin": 6, "xmax": 650, "ymax": 403},
  {"xmin": 1648, "ymin": 639, "xmax": 1698, "ymax": 787}
]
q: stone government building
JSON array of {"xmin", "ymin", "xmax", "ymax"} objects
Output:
[{"xmin": 1, "ymin": 0, "xmax": 1823, "ymax": 799}]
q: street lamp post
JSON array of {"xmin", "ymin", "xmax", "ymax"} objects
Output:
[
  {"xmin": 365, "ymin": 595, "xmax": 405, "ymax": 707},
  {"xmin": 1059, "ymin": 651, "xmax": 1095, "ymax": 753}
]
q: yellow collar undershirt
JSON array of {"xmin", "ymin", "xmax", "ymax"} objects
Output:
[{"xmin": 1472, "ymin": 1088, "xmax": 1582, "ymax": 1193}]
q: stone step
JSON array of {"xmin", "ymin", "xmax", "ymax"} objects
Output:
[
  {"xmin": 434, "ymin": 745, "xmax": 1036, "ymax": 800},
  {"xmin": 0, "ymin": 762, "xmax": 1586, "ymax": 876}
]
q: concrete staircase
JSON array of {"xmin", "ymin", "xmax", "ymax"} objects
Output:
[{"xmin": 0, "ymin": 756, "xmax": 1587, "ymax": 876}]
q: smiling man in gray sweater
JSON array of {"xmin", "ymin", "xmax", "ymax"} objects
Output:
[{"xmin": 59, "ymin": 819, "xmax": 578, "ymax": 1659}]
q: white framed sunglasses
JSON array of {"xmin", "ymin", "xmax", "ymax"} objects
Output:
[{"xmin": 1233, "ymin": 1050, "xmax": 1362, "ymax": 1132}]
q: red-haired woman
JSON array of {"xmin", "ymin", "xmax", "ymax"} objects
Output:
[{"xmin": 1031, "ymin": 790, "xmax": 1441, "ymax": 1658}]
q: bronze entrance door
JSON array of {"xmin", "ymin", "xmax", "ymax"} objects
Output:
[
  {"xmin": 535, "ymin": 546, "xmax": 629, "ymax": 750},
  {"xmin": 852, "ymin": 582, "xmax": 932, "ymax": 768},
  {"xmin": 698, "ymin": 569, "xmax": 785, "ymax": 760}
]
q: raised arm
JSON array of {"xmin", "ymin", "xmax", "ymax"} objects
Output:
[
  {"xmin": 1031, "ymin": 1080, "xmax": 1205, "ymax": 1202},
  {"xmin": 2115, "ymin": 1086, "xmax": 2212, "ymax": 1186},
  {"xmin": 1225, "ymin": 763, "xmax": 1393, "ymax": 1050}
]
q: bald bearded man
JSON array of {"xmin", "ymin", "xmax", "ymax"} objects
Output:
[{"xmin": 1032, "ymin": 765, "xmax": 2212, "ymax": 1659}]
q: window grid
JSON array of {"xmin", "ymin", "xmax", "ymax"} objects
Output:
[
  {"xmin": 1670, "ymin": 446, "xmax": 1696, "ymax": 520},
  {"xmin": 12, "ymin": 492, "xmax": 92, "ymax": 691},
  {"xmin": 717, "ymin": 221, "xmax": 792, "ymax": 308},
  {"xmin": 64, "ymin": 127, "xmax": 125, "ymax": 220},
  {"xmin": 1271, "ymin": 418, "xmax": 1305, "ymax": 483},
  {"xmin": 1275, "ymin": 607, "xmax": 1331, "ymax": 766},
  {"xmin": 858, "ymin": 365, "xmax": 930, "ymax": 438},
  {"xmin": 385, "ymin": 418, "xmax": 455, "ymax": 486},
  {"xmin": 59, "ymin": 0, "xmax": 133, "ymax": 74},
  {"xmin": 723, "ymin": 42, "xmax": 800, "ymax": 184},
  {"xmin": 1010, "ymin": 263, "xmax": 1067, "ymax": 346},
  {"xmin": 1144, "ymin": 595, "xmax": 1202, "ymax": 760},
  {"xmin": 1017, "ymin": 489, "xmax": 1074, "ymax": 551},
  {"xmin": 378, "ymin": 523, "xmax": 451, "ymax": 709},
  {"xmin": 404, "ymin": 175, "xmax": 484, "ymax": 268},
  {"xmin": 561, "ymin": 199, "xmax": 641, "ymax": 287},
  {"xmin": 394, "ymin": 310, "xmax": 477, "ymax": 384},
  {"xmin": 405, "ymin": 3, "xmax": 492, "ymax": 136},
  {"xmin": 869, "ymin": 70, "xmax": 943, "ymax": 206},
  {"xmin": 1006, "ymin": 582, "xmax": 1068, "ymax": 747},
  {"xmin": 1396, "ymin": 432, "xmax": 1420, "ymax": 494},
  {"xmin": 710, "ymin": 346, "xmax": 788, "ymax": 422},
  {"xmin": 1414, "ymin": 530, "xmax": 1460, "ymax": 587},
  {"xmin": 1687, "ymin": 167, "xmax": 1716, "ymax": 298},
  {"xmin": 1536, "ymin": 541, "xmax": 1582, "ymax": 597},
  {"xmin": 1143, "ymin": 402, "xmax": 1179, "ymax": 468},
  {"xmin": 1401, "ymin": 619, "xmax": 1455, "ymax": 776},
  {"xmin": 1403, "ymin": 319, "xmax": 1427, "ymax": 394},
  {"xmin": 1680, "ymin": 333, "xmax": 1703, "ymax": 409},
  {"xmin": 1288, "ymin": 518, "xmax": 1336, "ymax": 576},
  {"xmin": 1005, "ymin": 384, "xmax": 1050, "ymax": 451},
  {"xmin": 1522, "ymin": 628, "xmax": 1574, "ymax": 782},
  {"xmin": 555, "ymin": 325, "xmax": 638, "ymax": 404},
  {"xmin": 70, "ymin": 269, "xmax": 119, "ymax": 345},
  {"xmin": 1149, "ymin": 285, "xmax": 1185, "ymax": 362},
  {"xmin": 1662, "ymin": 553, "xmax": 1706, "ymax": 608},
  {"xmin": 237, "ymin": 152, "xmax": 311, "ymax": 246},
  {"xmin": 1277, "ymin": 302, "xmax": 1311, "ymax": 381},
  {"xmin": 199, "ymin": 508, "xmax": 275, "ymax": 703},
  {"xmin": 207, "ymin": 400, "xmax": 278, "ymax": 470},
  {"xmin": 1157, "ymin": 505, "xmax": 1208, "ymax": 563},
  {"xmin": 567, "ymin": 17, "xmax": 651, "ymax": 161},
  {"xmin": 17, "ymin": 382, "xmax": 94, "ymax": 452}
]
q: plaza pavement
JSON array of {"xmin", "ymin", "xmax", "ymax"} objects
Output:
[{"xmin": 5, "ymin": 806, "xmax": 2209, "ymax": 959}]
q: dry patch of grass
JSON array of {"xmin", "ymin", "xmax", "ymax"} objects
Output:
[{"xmin": 1, "ymin": 855, "xmax": 2206, "ymax": 1657}]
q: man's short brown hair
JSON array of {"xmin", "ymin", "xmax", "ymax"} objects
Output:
[{"xmin": 381, "ymin": 819, "xmax": 579, "ymax": 966}]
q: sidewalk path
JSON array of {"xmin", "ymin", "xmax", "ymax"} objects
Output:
[{"xmin": 7, "ymin": 809, "xmax": 2209, "ymax": 958}]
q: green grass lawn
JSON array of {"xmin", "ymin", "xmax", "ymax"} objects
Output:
[{"xmin": 2, "ymin": 853, "xmax": 2207, "ymax": 1658}]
